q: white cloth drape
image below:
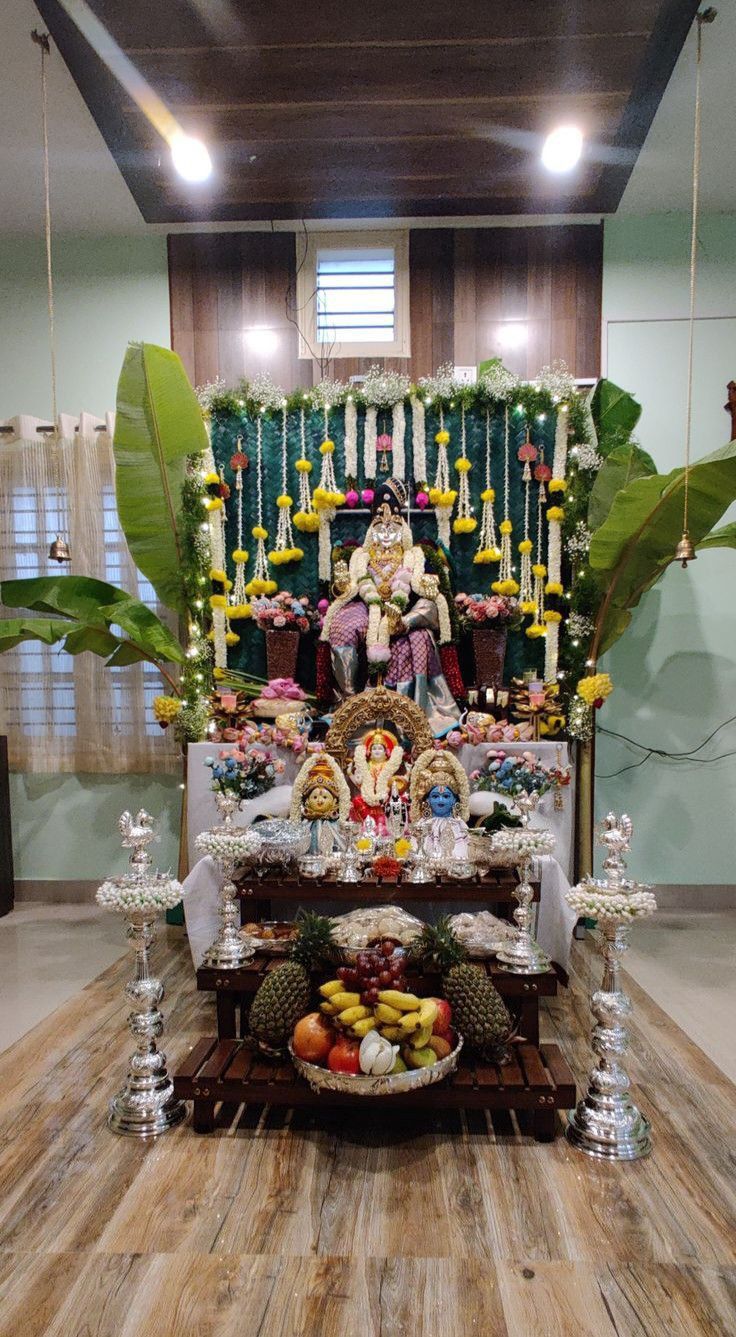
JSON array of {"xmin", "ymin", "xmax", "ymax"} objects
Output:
[{"xmin": 0, "ymin": 417, "xmax": 179, "ymax": 774}]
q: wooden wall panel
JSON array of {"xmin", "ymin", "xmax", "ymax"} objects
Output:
[{"xmin": 168, "ymin": 224, "xmax": 602, "ymax": 391}]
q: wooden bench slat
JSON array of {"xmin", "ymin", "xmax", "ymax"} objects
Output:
[
  {"xmin": 474, "ymin": 1062, "xmax": 500, "ymax": 1088},
  {"xmin": 176, "ymin": 1037, "xmax": 218, "ymax": 1079},
  {"xmin": 497, "ymin": 1055, "xmax": 524, "ymax": 1088},
  {"xmin": 518, "ymin": 1044, "xmax": 552, "ymax": 1089},
  {"xmin": 199, "ymin": 1039, "xmax": 240, "ymax": 1081},
  {"xmin": 225, "ymin": 1045, "xmax": 256, "ymax": 1083},
  {"xmin": 540, "ymin": 1043, "xmax": 576, "ymax": 1101}
]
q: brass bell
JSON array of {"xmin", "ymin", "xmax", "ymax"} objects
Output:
[
  {"xmin": 674, "ymin": 529, "xmax": 696, "ymax": 568},
  {"xmin": 48, "ymin": 534, "xmax": 71, "ymax": 563}
]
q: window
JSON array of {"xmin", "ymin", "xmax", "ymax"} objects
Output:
[{"xmin": 296, "ymin": 231, "xmax": 410, "ymax": 360}]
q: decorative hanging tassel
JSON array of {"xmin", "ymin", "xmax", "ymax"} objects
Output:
[
  {"xmin": 452, "ymin": 403, "xmax": 477, "ymax": 535},
  {"xmin": 392, "ymin": 400, "xmax": 406, "ymax": 478},
  {"xmin": 474, "ymin": 409, "xmax": 501, "ymax": 565},
  {"xmin": 269, "ymin": 402, "xmax": 303, "ymax": 570},
  {"xmin": 293, "ymin": 405, "xmax": 319, "ymax": 535},
  {"xmin": 492, "ymin": 406, "xmax": 518, "ymax": 595},
  {"xmin": 246, "ymin": 414, "xmax": 277, "ymax": 598},
  {"xmin": 528, "ymin": 452, "xmax": 549, "ymax": 642},
  {"xmin": 430, "ymin": 407, "xmax": 456, "ymax": 547},
  {"xmin": 517, "ymin": 431, "xmax": 538, "ymax": 613},
  {"xmin": 544, "ymin": 404, "xmax": 569, "ymax": 680},
  {"xmin": 229, "ymin": 434, "xmax": 250, "ymax": 611},
  {"xmin": 314, "ymin": 404, "xmax": 345, "ymax": 581},
  {"xmin": 376, "ymin": 414, "xmax": 392, "ymax": 473}
]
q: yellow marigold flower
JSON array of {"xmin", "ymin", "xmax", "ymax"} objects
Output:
[
  {"xmin": 213, "ymin": 667, "xmax": 225, "ymax": 680},
  {"xmin": 153, "ymin": 695, "xmax": 181, "ymax": 724},
  {"xmin": 544, "ymin": 609, "xmax": 562, "ymax": 623},
  {"xmin": 293, "ymin": 510, "xmax": 319, "ymax": 532},
  {"xmin": 268, "ymin": 550, "xmax": 284, "ymax": 565},
  {"xmin": 548, "ymin": 478, "xmax": 568, "ymax": 493},
  {"xmin": 356, "ymin": 836, "xmax": 372, "ymax": 852},
  {"xmin": 204, "ymin": 471, "xmax": 220, "ymax": 485},
  {"xmin": 252, "ymin": 524, "xmax": 268, "ymax": 540},
  {"xmin": 204, "ymin": 497, "xmax": 223, "ymax": 512},
  {"xmin": 454, "ymin": 457, "xmax": 472, "ymax": 473},
  {"xmin": 453, "ymin": 516, "xmax": 477, "ymax": 534},
  {"xmin": 441, "ymin": 489, "xmax": 457, "ymax": 506},
  {"xmin": 577, "ymin": 672, "xmax": 613, "ymax": 706},
  {"xmin": 546, "ymin": 506, "xmax": 565, "ymax": 523},
  {"xmin": 473, "ymin": 547, "xmax": 501, "ymax": 564},
  {"xmin": 320, "ymin": 439, "xmax": 335, "ymax": 454},
  {"xmin": 232, "ymin": 548, "xmax": 249, "ymax": 564},
  {"xmin": 518, "ymin": 539, "xmax": 533, "ymax": 554},
  {"xmin": 276, "ymin": 494, "xmax": 293, "ymax": 508},
  {"xmin": 532, "ymin": 563, "xmax": 547, "ymax": 579},
  {"xmin": 229, "ymin": 603, "xmax": 252, "ymax": 619},
  {"xmin": 209, "ymin": 568, "xmax": 227, "ymax": 582},
  {"xmin": 499, "ymin": 519, "xmax": 513, "ymax": 535},
  {"xmin": 394, "ymin": 837, "xmax": 411, "ymax": 860},
  {"xmin": 225, "ymin": 631, "xmax": 240, "ymax": 646},
  {"xmin": 492, "ymin": 578, "xmax": 519, "ymax": 596},
  {"xmin": 209, "ymin": 594, "xmax": 227, "ymax": 610},
  {"xmin": 295, "ymin": 458, "xmax": 312, "ymax": 473},
  {"xmin": 520, "ymin": 600, "xmax": 537, "ymax": 615},
  {"xmin": 332, "ymin": 491, "xmax": 346, "ymax": 506},
  {"xmin": 480, "ymin": 488, "xmax": 495, "ymax": 503},
  {"xmin": 428, "ymin": 487, "xmax": 441, "ymax": 505},
  {"xmin": 545, "ymin": 581, "xmax": 563, "ymax": 596},
  {"xmin": 263, "ymin": 579, "xmax": 278, "ymax": 594},
  {"xmin": 526, "ymin": 623, "xmax": 546, "ymax": 639},
  {"xmin": 435, "ymin": 429, "xmax": 450, "ymax": 445}
]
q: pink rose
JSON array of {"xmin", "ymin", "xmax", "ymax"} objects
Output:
[
  {"xmin": 446, "ymin": 730, "xmax": 463, "ymax": 748},
  {"xmin": 273, "ymin": 615, "xmax": 286, "ymax": 628}
]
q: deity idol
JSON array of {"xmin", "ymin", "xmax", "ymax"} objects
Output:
[
  {"xmin": 349, "ymin": 727, "xmax": 408, "ymax": 831},
  {"xmin": 290, "ymin": 752, "xmax": 351, "ymax": 855},
  {"xmin": 320, "ymin": 479, "xmax": 460, "ymax": 732},
  {"xmin": 409, "ymin": 749, "xmax": 471, "ymax": 862}
]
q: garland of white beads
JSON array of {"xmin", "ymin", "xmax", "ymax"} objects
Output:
[
  {"xmin": 203, "ymin": 438, "xmax": 229, "ymax": 669},
  {"xmin": 294, "ymin": 405, "xmax": 316, "ymax": 525},
  {"xmin": 344, "ymin": 394, "xmax": 358, "ymax": 479},
  {"xmin": 565, "ymin": 885, "xmax": 657, "ymax": 921},
  {"xmin": 432, "ymin": 406, "xmax": 454, "ymax": 547},
  {"xmin": 474, "ymin": 409, "xmax": 500, "ymax": 565},
  {"xmin": 231, "ymin": 434, "xmax": 248, "ymax": 607},
  {"xmin": 452, "ymin": 403, "xmax": 476, "ymax": 534},
  {"xmin": 493, "ymin": 406, "xmax": 516, "ymax": 592},
  {"xmin": 96, "ymin": 874, "xmax": 184, "ymax": 913},
  {"xmin": 532, "ymin": 456, "xmax": 547, "ymax": 628},
  {"xmin": 317, "ymin": 404, "xmax": 340, "ymax": 580},
  {"xmin": 194, "ymin": 829, "xmax": 262, "ymax": 863},
  {"xmin": 544, "ymin": 405, "xmax": 569, "ymax": 681},
  {"xmin": 518, "ymin": 431, "xmax": 534, "ymax": 609},
  {"xmin": 246, "ymin": 414, "xmax": 271, "ymax": 595},
  {"xmin": 411, "ymin": 395, "xmax": 427, "ymax": 483},
  {"xmin": 492, "ymin": 827, "xmax": 557, "ymax": 859},
  {"xmin": 272, "ymin": 402, "xmax": 300, "ymax": 562},
  {"xmin": 391, "ymin": 400, "xmax": 406, "ymax": 479}
]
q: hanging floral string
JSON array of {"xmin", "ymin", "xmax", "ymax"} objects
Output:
[
  {"xmin": 517, "ymin": 428, "xmax": 537, "ymax": 613},
  {"xmin": 314, "ymin": 403, "xmax": 345, "ymax": 580},
  {"xmin": 392, "ymin": 400, "xmax": 406, "ymax": 478},
  {"xmin": 245, "ymin": 414, "xmax": 276, "ymax": 598},
  {"xmin": 229, "ymin": 434, "xmax": 250, "ymax": 612},
  {"xmin": 269, "ymin": 402, "xmax": 303, "ymax": 569},
  {"xmin": 344, "ymin": 392, "xmax": 358, "ymax": 485},
  {"xmin": 474, "ymin": 409, "xmax": 501, "ymax": 565},
  {"xmin": 364, "ymin": 405, "xmax": 378, "ymax": 479},
  {"xmin": 452, "ymin": 404, "xmax": 476, "ymax": 535},
  {"xmin": 293, "ymin": 405, "xmax": 318, "ymax": 535},
  {"xmin": 527, "ymin": 451, "xmax": 548, "ymax": 640},
  {"xmin": 411, "ymin": 393, "xmax": 427, "ymax": 491},
  {"xmin": 492, "ymin": 406, "xmax": 518, "ymax": 595},
  {"xmin": 429, "ymin": 408, "xmax": 456, "ymax": 547},
  {"xmin": 544, "ymin": 404, "xmax": 569, "ymax": 679},
  {"xmin": 205, "ymin": 447, "xmax": 234, "ymax": 667}
]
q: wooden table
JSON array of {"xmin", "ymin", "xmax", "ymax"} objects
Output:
[{"xmin": 236, "ymin": 865, "xmax": 538, "ymax": 919}]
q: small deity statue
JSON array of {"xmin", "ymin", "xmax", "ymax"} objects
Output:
[
  {"xmin": 320, "ymin": 478, "xmax": 460, "ymax": 732},
  {"xmin": 409, "ymin": 749, "xmax": 471, "ymax": 862},
  {"xmin": 349, "ymin": 726, "xmax": 408, "ymax": 832},
  {"xmin": 290, "ymin": 753, "xmax": 351, "ymax": 855}
]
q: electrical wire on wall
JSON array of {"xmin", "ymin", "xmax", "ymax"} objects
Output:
[{"xmin": 596, "ymin": 715, "xmax": 736, "ymax": 779}]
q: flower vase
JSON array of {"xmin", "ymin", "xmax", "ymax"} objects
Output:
[
  {"xmin": 472, "ymin": 626, "xmax": 507, "ymax": 689},
  {"xmin": 265, "ymin": 627, "xmax": 300, "ymax": 681}
]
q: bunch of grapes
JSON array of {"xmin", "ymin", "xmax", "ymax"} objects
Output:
[{"xmin": 337, "ymin": 937, "xmax": 408, "ymax": 1007}]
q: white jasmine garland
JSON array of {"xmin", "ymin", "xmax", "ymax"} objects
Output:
[
  {"xmin": 344, "ymin": 396, "xmax": 358, "ymax": 478},
  {"xmin": 410, "ymin": 395, "xmax": 426, "ymax": 482},
  {"xmin": 195, "ymin": 829, "xmax": 263, "ymax": 864},
  {"xmin": 491, "ymin": 827, "xmax": 556, "ymax": 858},
  {"xmin": 391, "ymin": 401, "xmax": 406, "ymax": 479},
  {"xmin": 565, "ymin": 883, "xmax": 657, "ymax": 921},
  {"xmin": 364, "ymin": 405, "xmax": 378, "ymax": 478},
  {"xmin": 353, "ymin": 740, "xmax": 405, "ymax": 804},
  {"xmin": 552, "ymin": 405, "xmax": 569, "ymax": 481},
  {"xmin": 96, "ymin": 874, "xmax": 184, "ymax": 913}
]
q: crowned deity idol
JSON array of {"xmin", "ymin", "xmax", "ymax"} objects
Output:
[
  {"xmin": 349, "ymin": 726, "xmax": 408, "ymax": 831},
  {"xmin": 290, "ymin": 752, "xmax": 351, "ymax": 855},
  {"xmin": 409, "ymin": 749, "xmax": 471, "ymax": 862},
  {"xmin": 320, "ymin": 479, "xmax": 460, "ymax": 733}
]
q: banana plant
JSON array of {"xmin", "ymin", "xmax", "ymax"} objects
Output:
[{"xmin": 0, "ymin": 575, "xmax": 185, "ymax": 693}]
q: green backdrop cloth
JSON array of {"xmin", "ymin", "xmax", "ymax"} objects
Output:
[{"xmin": 211, "ymin": 404, "xmax": 558, "ymax": 688}]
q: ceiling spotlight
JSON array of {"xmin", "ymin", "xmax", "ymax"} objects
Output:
[
  {"xmin": 541, "ymin": 126, "xmax": 583, "ymax": 173},
  {"xmin": 170, "ymin": 132, "xmax": 212, "ymax": 182},
  {"xmin": 244, "ymin": 328, "xmax": 278, "ymax": 356},
  {"xmin": 496, "ymin": 323, "xmax": 528, "ymax": 351}
]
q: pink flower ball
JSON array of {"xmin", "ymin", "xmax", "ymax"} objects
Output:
[
  {"xmin": 345, "ymin": 489, "xmax": 359, "ymax": 508},
  {"xmin": 273, "ymin": 614, "xmax": 286, "ymax": 628},
  {"xmin": 416, "ymin": 490, "xmax": 429, "ymax": 510},
  {"xmin": 361, "ymin": 488, "xmax": 375, "ymax": 505},
  {"xmin": 317, "ymin": 598, "xmax": 329, "ymax": 613}
]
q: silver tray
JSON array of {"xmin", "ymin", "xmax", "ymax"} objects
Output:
[{"xmin": 289, "ymin": 1036, "xmax": 463, "ymax": 1096}]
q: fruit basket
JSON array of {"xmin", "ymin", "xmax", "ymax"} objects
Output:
[{"xmin": 289, "ymin": 1035, "xmax": 463, "ymax": 1096}]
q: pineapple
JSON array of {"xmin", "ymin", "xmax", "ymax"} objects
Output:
[
  {"xmin": 410, "ymin": 917, "xmax": 513, "ymax": 1060},
  {"xmin": 249, "ymin": 911, "xmax": 340, "ymax": 1051}
]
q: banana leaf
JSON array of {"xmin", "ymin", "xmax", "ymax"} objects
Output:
[
  {"xmin": 587, "ymin": 444, "xmax": 658, "ymax": 531},
  {"xmin": 0, "ymin": 575, "xmax": 185, "ymax": 666},
  {"xmin": 114, "ymin": 342, "xmax": 208, "ymax": 614},
  {"xmin": 696, "ymin": 522, "xmax": 736, "ymax": 553},
  {"xmin": 589, "ymin": 439, "xmax": 736, "ymax": 657},
  {"xmin": 590, "ymin": 379, "xmax": 642, "ymax": 451}
]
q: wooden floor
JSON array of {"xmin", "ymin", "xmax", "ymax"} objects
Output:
[{"xmin": 0, "ymin": 929, "xmax": 733, "ymax": 1337}]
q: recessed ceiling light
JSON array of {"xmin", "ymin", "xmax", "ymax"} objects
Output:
[
  {"xmin": 170, "ymin": 133, "xmax": 212, "ymax": 183},
  {"xmin": 541, "ymin": 126, "xmax": 583, "ymax": 173},
  {"xmin": 496, "ymin": 323, "xmax": 528, "ymax": 350},
  {"xmin": 244, "ymin": 328, "xmax": 279, "ymax": 355}
]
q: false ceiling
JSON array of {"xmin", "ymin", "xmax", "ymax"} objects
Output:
[{"xmin": 34, "ymin": 0, "xmax": 701, "ymax": 224}]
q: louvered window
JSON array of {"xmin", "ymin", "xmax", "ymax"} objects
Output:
[{"xmin": 296, "ymin": 231, "xmax": 410, "ymax": 359}]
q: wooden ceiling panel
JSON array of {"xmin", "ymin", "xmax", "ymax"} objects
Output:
[{"xmin": 34, "ymin": 0, "xmax": 700, "ymax": 222}]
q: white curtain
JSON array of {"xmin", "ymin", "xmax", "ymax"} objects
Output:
[{"xmin": 0, "ymin": 416, "xmax": 179, "ymax": 774}]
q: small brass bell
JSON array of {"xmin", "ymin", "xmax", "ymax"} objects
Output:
[
  {"xmin": 48, "ymin": 534, "xmax": 71, "ymax": 563},
  {"xmin": 674, "ymin": 529, "xmax": 696, "ymax": 569}
]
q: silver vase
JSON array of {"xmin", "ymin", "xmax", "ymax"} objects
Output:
[
  {"xmin": 109, "ymin": 910, "xmax": 186, "ymax": 1137},
  {"xmin": 566, "ymin": 921, "xmax": 651, "ymax": 1160}
]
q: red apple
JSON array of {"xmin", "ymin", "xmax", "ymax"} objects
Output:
[
  {"xmin": 292, "ymin": 1013, "xmax": 334, "ymax": 1064},
  {"xmin": 430, "ymin": 998, "xmax": 452, "ymax": 1037},
  {"xmin": 327, "ymin": 1037, "xmax": 361, "ymax": 1075}
]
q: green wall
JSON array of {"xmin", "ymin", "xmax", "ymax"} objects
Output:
[
  {"xmin": 1, "ymin": 232, "xmax": 178, "ymax": 882},
  {"xmin": 599, "ymin": 213, "xmax": 736, "ymax": 884}
]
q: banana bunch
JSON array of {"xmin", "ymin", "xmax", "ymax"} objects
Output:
[
  {"xmin": 318, "ymin": 979, "xmax": 374, "ymax": 1038},
  {"xmin": 374, "ymin": 992, "xmax": 440, "ymax": 1067}
]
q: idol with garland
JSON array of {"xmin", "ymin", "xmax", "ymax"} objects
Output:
[
  {"xmin": 320, "ymin": 479, "xmax": 460, "ymax": 732},
  {"xmin": 290, "ymin": 752, "xmax": 351, "ymax": 855},
  {"xmin": 349, "ymin": 726, "xmax": 409, "ymax": 832},
  {"xmin": 409, "ymin": 749, "xmax": 471, "ymax": 862}
]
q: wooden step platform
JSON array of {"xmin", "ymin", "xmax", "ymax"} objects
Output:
[{"xmin": 173, "ymin": 1037, "xmax": 575, "ymax": 1141}]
